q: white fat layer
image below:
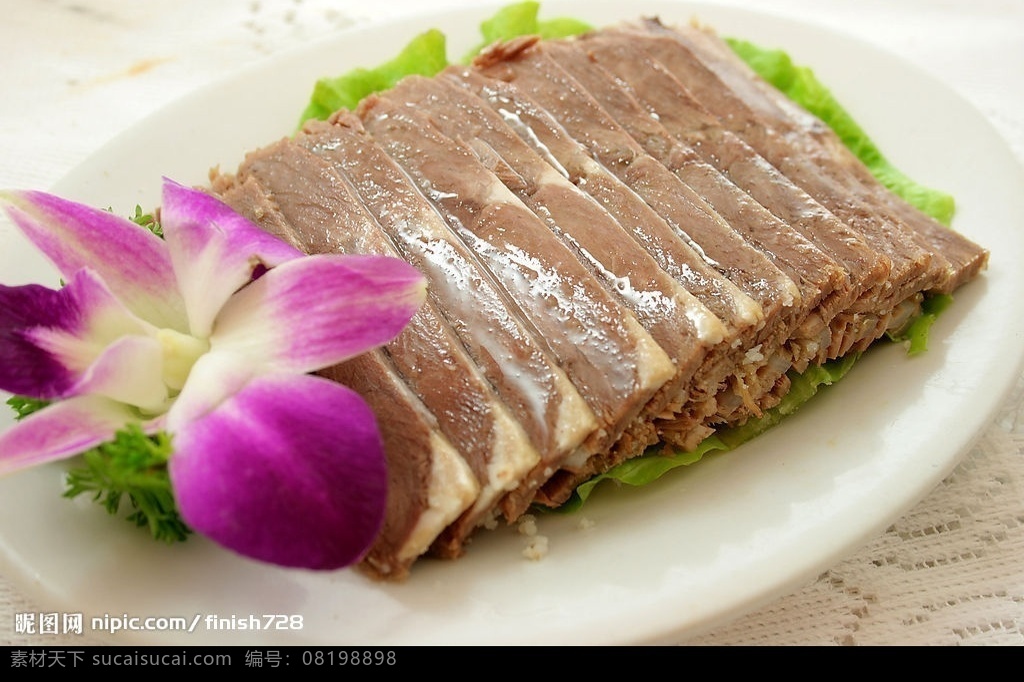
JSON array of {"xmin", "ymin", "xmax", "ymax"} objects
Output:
[
  {"xmin": 466, "ymin": 407, "xmax": 543, "ymax": 519},
  {"xmin": 734, "ymin": 293, "xmax": 764, "ymax": 327},
  {"xmin": 397, "ymin": 432, "xmax": 479, "ymax": 563},
  {"xmin": 553, "ymin": 378, "xmax": 600, "ymax": 454},
  {"xmin": 561, "ymin": 444, "xmax": 593, "ymax": 471},
  {"xmin": 624, "ymin": 314, "xmax": 676, "ymax": 391}
]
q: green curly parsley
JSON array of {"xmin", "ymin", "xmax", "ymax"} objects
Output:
[
  {"xmin": 6, "ymin": 394, "xmax": 188, "ymax": 542},
  {"xmin": 6, "ymin": 395, "xmax": 49, "ymax": 421},
  {"xmin": 63, "ymin": 425, "xmax": 190, "ymax": 543},
  {"xmin": 130, "ymin": 204, "xmax": 163, "ymax": 238}
]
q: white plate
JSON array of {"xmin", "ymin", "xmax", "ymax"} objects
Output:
[{"xmin": 1, "ymin": 1, "xmax": 1022, "ymax": 646}]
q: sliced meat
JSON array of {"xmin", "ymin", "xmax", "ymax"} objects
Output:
[
  {"xmin": 647, "ymin": 20, "xmax": 989, "ymax": 292},
  {"xmin": 473, "ymin": 37, "xmax": 816, "ymax": 428},
  {"xmin": 299, "ymin": 113, "xmax": 604, "ymax": 519},
  {"xmin": 446, "ymin": 65, "xmax": 797, "ymax": 440},
  {"xmin": 382, "ymin": 74, "xmax": 736, "ymax": 496},
  {"xmin": 445, "ymin": 65, "xmax": 766, "ymax": 370},
  {"xmin": 388, "ymin": 74, "xmax": 723, "ymax": 387},
  {"xmin": 357, "ymin": 91, "xmax": 680, "ymax": 511},
  {"xmin": 539, "ymin": 37, "xmax": 854, "ymax": 326},
  {"xmin": 616, "ymin": 19, "xmax": 987, "ymax": 298},
  {"xmin": 564, "ymin": 32, "xmax": 898, "ymax": 362}
]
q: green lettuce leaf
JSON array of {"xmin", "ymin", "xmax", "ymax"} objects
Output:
[
  {"xmin": 886, "ymin": 292, "xmax": 954, "ymax": 355},
  {"xmin": 298, "ymin": 28, "xmax": 449, "ymax": 125},
  {"xmin": 563, "ymin": 353, "xmax": 861, "ymax": 510},
  {"xmin": 299, "ymin": 2, "xmax": 591, "ymax": 124}
]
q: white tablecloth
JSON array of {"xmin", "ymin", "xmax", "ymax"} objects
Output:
[{"xmin": 1, "ymin": 0, "xmax": 1021, "ymax": 646}]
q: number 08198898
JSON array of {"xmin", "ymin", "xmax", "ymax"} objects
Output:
[{"xmin": 301, "ymin": 650, "xmax": 397, "ymax": 666}]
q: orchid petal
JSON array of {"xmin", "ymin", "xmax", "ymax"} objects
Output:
[
  {"xmin": 211, "ymin": 254, "xmax": 426, "ymax": 374},
  {"xmin": 1, "ymin": 269, "xmax": 154, "ymax": 399},
  {"xmin": 0, "ymin": 282, "xmax": 77, "ymax": 398},
  {"xmin": 69, "ymin": 334, "xmax": 169, "ymax": 413},
  {"xmin": 0, "ymin": 396, "xmax": 146, "ymax": 475},
  {"xmin": 0, "ymin": 189, "xmax": 186, "ymax": 330},
  {"xmin": 169, "ymin": 372, "xmax": 386, "ymax": 570},
  {"xmin": 160, "ymin": 179, "xmax": 304, "ymax": 338}
]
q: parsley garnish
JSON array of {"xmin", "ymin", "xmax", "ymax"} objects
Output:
[
  {"xmin": 130, "ymin": 204, "xmax": 163, "ymax": 237},
  {"xmin": 63, "ymin": 424, "xmax": 191, "ymax": 543},
  {"xmin": 6, "ymin": 395, "xmax": 50, "ymax": 420}
]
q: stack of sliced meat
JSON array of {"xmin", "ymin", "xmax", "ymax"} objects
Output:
[{"xmin": 210, "ymin": 18, "xmax": 988, "ymax": 579}]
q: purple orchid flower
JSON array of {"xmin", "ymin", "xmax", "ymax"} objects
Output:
[{"xmin": 0, "ymin": 178, "xmax": 426, "ymax": 570}]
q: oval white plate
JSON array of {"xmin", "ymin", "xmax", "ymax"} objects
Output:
[{"xmin": 1, "ymin": 1, "xmax": 1021, "ymax": 645}]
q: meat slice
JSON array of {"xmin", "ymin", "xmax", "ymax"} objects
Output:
[
  {"xmin": 298, "ymin": 114, "xmax": 604, "ymax": 519},
  {"xmin": 211, "ymin": 173, "xmax": 479, "ymax": 579},
  {"xmin": 657, "ymin": 21, "xmax": 989, "ymax": 292},
  {"xmin": 446, "ymin": 65, "xmax": 799, "ymax": 437},
  {"xmin": 445, "ymin": 67, "xmax": 764, "ymax": 353},
  {"xmin": 618, "ymin": 19, "xmax": 988, "ymax": 296},
  {"xmin": 473, "ymin": 38, "xmax": 820, "ymax": 428},
  {"xmin": 540, "ymin": 38, "xmax": 854, "ymax": 324},
  {"xmin": 563, "ymin": 33, "xmax": 897, "ymax": 360},
  {"xmin": 445, "ymin": 66, "xmax": 776, "ymax": 451},
  {"xmin": 357, "ymin": 91, "xmax": 680, "ymax": 512},
  {"xmin": 388, "ymin": 74, "xmax": 723, "ymax": 386},
  {"xmin": 381, "ymin": 74, "xmax": 736, "ymax": 502},
  {"xmin": 220, "ymin": 140, "xmax": 545, "ymax": 558}
]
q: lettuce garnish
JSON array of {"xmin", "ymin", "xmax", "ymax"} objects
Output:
[
  {"xmin": 299, "ymin": 2, "xmax": 589, "ymax": 126},
  {"xmin": 887, "ymin": 291, "xmax": 954, "ymax": 355},
  {"xmin": 564, "ymin": 354, "xmax": 861, "ymax": 511},
  {"xmin": 299, "ymin": 29, "xmax": 449, "ymax": 125},
  {"xmin": 294, "ymin": 2, "xmax": 961, "ymax": 508}
]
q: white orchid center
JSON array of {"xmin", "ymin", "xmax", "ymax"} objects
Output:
[{"xmin": 157, "ymin": 328, "xmax": 210, "ymax": 392}]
